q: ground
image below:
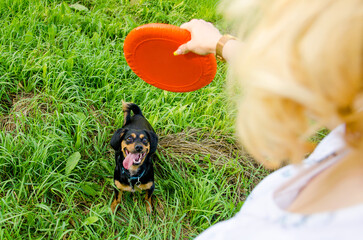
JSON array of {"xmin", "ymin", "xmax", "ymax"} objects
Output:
[{"xmin": 0, "ymin": 0, "xmax": 270, "ymax": 239}]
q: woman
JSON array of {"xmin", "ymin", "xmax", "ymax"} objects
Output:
[{"xmin": 175, "ymin": 0, "xmax": 363, "ymax": 239}]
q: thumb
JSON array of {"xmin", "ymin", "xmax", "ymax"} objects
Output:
[{"xmin": 174, "ymin": 42, "xmax": 191, "ymax": 56}]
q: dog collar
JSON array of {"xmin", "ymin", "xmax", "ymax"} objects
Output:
[{"xmin": 121, "ymin": 167, "xmax": 146, "ymax": 181}]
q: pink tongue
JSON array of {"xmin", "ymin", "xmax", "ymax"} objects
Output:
[{"xmin": 123, "ymin": 153, "xmax": 138, "ymax": 169}]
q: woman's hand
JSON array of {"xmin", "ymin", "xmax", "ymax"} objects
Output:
[{"xmin": 174, "ymin": 19, "xmax": 222, "ymax": 56}]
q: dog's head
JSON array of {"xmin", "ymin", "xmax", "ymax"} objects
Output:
[{"xmin": 110, "ymin": 128, "xmax": 158, "ymax": 170}]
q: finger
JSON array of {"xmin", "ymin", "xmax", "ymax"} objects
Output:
[
  {"xmin": 180, "ymin": 19, "xmax": 199, "ymax": 30},
  {"xmin": 180, "ymin": 22, "xmax": 192, "ymax": 31},
  {"xmin": 174, "ymin": 42, "xmax": 191, "ymax": 56}
]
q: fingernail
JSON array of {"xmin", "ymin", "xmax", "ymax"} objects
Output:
[{"xmin": 174, "ymin": 49, "xmax": 181, "ymax": 56}]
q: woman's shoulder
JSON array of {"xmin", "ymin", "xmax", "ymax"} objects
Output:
[{"xmin": 244, "ymin": 124, "xmax": 347, "ymax": 204}]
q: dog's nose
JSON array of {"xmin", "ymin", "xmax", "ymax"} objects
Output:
[{"xmin": 135, "ymin": 145, "xmax": 143, "ymax": 152}]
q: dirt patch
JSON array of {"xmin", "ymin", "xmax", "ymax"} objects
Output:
[
  {"xmin": 158, "ymin": 129, "xmax": 262, "ymax": 171},
  {"xmin": 0, "ymin": 92, "xmax": 54, "ymax": 132},
  {"xmin": 157, "ymin": 129, "xmax": 270, "ymax": 201}
]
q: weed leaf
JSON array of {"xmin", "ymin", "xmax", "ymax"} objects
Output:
[
  {"xmin": 84, "ymin": 216, "xmax": 99, "ymax": 225},
  {"xmin": 69, "ymin": 3, "xmax": 89, "ymax": 12},
  {"xmin": 80, "ymin": 182, "xmax": 99, "ymax": 196},
  {"xmin": 65, "ymin": 152, "xmax": 81, "ymax": 175}
]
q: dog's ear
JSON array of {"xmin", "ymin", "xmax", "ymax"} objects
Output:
[
  {"xmin": 145, "ymin": 130, "xmax": 158, "ymax": 154},
  {"xmin": 110, "ymin": 128, "xmax": 128, "ymax": 151}
]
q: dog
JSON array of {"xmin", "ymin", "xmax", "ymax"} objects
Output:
[{"xmin": 110, "ymin": 102, "xmax": 158, "ymax": 213}]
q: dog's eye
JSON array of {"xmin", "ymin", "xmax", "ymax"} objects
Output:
[
  {"xmin": 141, "ymin": 138, "xmax": 148, "ymax": 145},
  {"xmin": 126, "ymin": 136, "xmax": 133, "ymax": 143}
]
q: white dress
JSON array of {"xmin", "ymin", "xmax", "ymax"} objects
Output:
[{"xmin": 196, "ymin": 125, "xmax": 363, "ymax": 240}]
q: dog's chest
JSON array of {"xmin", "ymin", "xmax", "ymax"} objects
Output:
[{"xmin": 120, "ymin": 170, "xmax": 144, "ymax": 191}]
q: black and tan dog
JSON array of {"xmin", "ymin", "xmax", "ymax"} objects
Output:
[{"xmin": 110, "ymin": 102, "xmax": 158, "ymax": 213}]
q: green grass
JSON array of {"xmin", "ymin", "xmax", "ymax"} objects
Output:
[{"xmin": 0, "ymin": 0, "xmax": 270, "ymax": 239}]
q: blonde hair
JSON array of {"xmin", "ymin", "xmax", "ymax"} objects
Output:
[{"xmin": 222, "ymin": 0, "xmax": 363, "ymax": 168}]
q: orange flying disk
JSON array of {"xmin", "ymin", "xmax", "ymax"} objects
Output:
[{"xmin": 123, "ymin": 23, "xmax": 217, "ymax": 92}]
